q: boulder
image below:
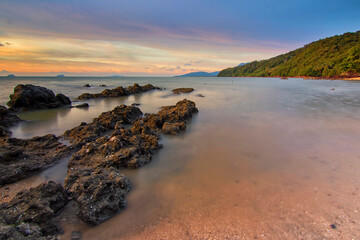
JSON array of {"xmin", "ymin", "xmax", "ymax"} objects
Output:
[
  {"xmin": 7, "ymin": 84, "xmax": 71, "ymax": 111},
  {"xmin": 64, "ymin": 168, "xmax": 131, "ymax": 225},
  {"xmin": 0, "ymin": 181, "xmax": 68, "ymax": 239}
]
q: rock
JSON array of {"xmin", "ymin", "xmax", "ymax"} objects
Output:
[
  {"xmin": 172, "ymin": 88, "xmax": 194, "ymax": 94},
  {"xmin": 131, "ymin": 103, "xmax": 141, "ymax": 106},
  {"xmin": 68, "ymin": 129, "xmax": 162, "ymax": 170},
  {"xmin": 76, "ymin": 83, "xmax": 160, "ymax": 100},
  {"xmin": 64, "ymin": 168, "xmax": 131, "ymax": 225},
  {"xmin": 162, "ymin": 122, "xmax": 186, "ymax": 134},
  {"xmin": 73, "ymin": 103, "xmax": 89, "ymax": 109},
  {"xmin": 83, "ymin": 84, "xmax": 91, "ymax": 87},
  {"xmin": 56, "ymin": 93, "xmax": 71, "ymax": 105},
  {"xmin": 195, "ymin": 94, "xmax": 205, "ymax": 97},
  {"xmin": 0, "ymin": 134, "xmax": 72, "ymax": 186},
  {"xmin": 99, "ymin": 84, "xmax": 107, "ymax": 87},
  {"xmin": 330, "ymin": 224, "xmax": 337, "ymax": 229},
  {"xmin": 0, "ymin": 105, "xmax": 22, "ymax": 131},
  {"xmin": 63, "ymin": 105, "xmax": 142, "ymax": 146},
  {"xmin": 63, "ymin": 99, "xmax": 197, "ymax": 226},
  {"xmin": 7, "ymin": 84, "xmax": 71, "ymax": 111},
  {"xmin": 131, "ymin": 99, "xmax": 198, "ymax": 135},
  {"xmin": 63, "ymin": 122, "xmax": 108, "ymax": 147},
  {"xmin": 0, "ymin": 181, "xmax": 68, "ymax": 239}
]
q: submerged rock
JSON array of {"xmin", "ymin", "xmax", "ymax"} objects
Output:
[
  {"xmin": 73, "ymin": 103, "xmax": 89, "ymax": 109},
  {"xmin": 83, "ymin": 84, "xmax": 91, "ymax": 88},
  {"xmin": 0, "ymin": 134, "xmax": 72, "ymax": 186},
  {"xmin": 7, "ymin": 84, "xmax": 71, "ymax": 111},
  {"xmin": 65, "ymin": 168, "xmax": 131, "ymax": 225},
  {"xmin": 76, "ymin": 83, "xmax": 160, "ymax": 100},
  {"xmin": 0, "ymin": 181, "xmax": 68, "ymax": 239},
  {"xmin": 172, "ymin": 87, "xmax": 194, "ymax": 94}
]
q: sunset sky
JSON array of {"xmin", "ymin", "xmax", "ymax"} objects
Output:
[{"xmin": 0, "ymin": 0, "xmax": 359, "ymax": 76}]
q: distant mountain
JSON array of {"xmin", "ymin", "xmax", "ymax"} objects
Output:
[
  {"xmin": 176, "ymin": 71, "xmax": 219, "ymax": 77},
  {"xmin": 56, "ymin": 74, "xmax": 65, "ymax": 77},
  {"xmin": 218, "ymin": 31, "xmax": 360, "ymax": 78},
  {"xmin": 109, "ymin": 75, "xmax": 124, "ymax": 77},
  {"xmin": 237, "ymin": 63, "xmax": 248, "ymax": 67},
  {"xmin": 7, "ymin": 74, "xmax": 15, "ymax": 77}
]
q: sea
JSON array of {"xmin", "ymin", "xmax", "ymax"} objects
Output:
[{"xmin": 1, "ymin": 76, "xmax": 360, "ymax": 239}]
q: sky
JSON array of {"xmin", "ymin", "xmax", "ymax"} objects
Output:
[{"xmin": 0, "ymin": 0, "xmax": 359, "ymax": 76}]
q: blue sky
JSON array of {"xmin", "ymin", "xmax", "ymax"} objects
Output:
[{"xmin": 0, "ymin": 0, "xmax": 359, "ymax": 76}]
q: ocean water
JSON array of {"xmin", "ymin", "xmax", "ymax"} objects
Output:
[{"xmin": 1, "ymin": 76, "xmax": 360, "ymax": 239}]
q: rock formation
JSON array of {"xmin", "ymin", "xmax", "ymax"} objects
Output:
[
  {"xmin": 76, "ymin": 83, "xmax": 159, "ymax": 100},
  {"xmin": 7, "ymin": 84, "xmax": 71, "ymax": 111}
]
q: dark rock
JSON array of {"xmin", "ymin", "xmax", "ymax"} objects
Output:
[
  {"xmin": 0, "ymin": 134, "xmax": 72, "ymax": 186},
  {"xmin": 63, "ymin": 105, "xmax": 142, "ymax": 146},
  {"xmin": 172, "ymin": 87, "xmax": 194, "ymax": 94},
  {"xmin": 195, "ymin": 94, "xmax": 205, "ymax": 97},
  {"xmin": 330, "ymin": 224, "xmax": 337, "ymax": 229},
  {"xmin": 56, "ymin": 93, "xmax": 71, "ymax": 105},
  {"xmin": 131, "ymin": 103, "xmax": 141, "ymax": 106},
  {"xmin": 0, "ymin": 105, "xmax": 22, "ymax": 129},
  {"xmin": 99, "ymin": 84, "xmax": 107, "ymax": 87},
  {"xmin": 64, "ymin": 168, "xmax": 131, "ymax": 225},
  {"xmin": 83, "ymin": 84, "xmax": 91, "ymax": 88},
  {"xmin": 0, "ymin": 181, "xmax": 68, "ymax": 239},
  {"xmin": 7, "ymin": 84, "xmax": 71, "ymax": 111},
  {"xmin": 76, "ymin": 83, "xmax": 160, "ymax": 100},
  {"xmin": 73, "ymin": 103, "xmax": 89, "ymax": 109}
]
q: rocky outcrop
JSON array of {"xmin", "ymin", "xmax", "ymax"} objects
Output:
[
  {"xmin": 0, "ymin": 181, "xmax": 68, "ymax": 239},
  {"xmin": 64, "ymin": 99, "xmax": 197, "ymax": 225},
  {"xmin": 64, "ymin": 168, "xmax": 131, "ymax": 225},
  {"xmin": 63, "ymin": 105, "xmax": 142, "ymax": 147},
  {"xmin": 0, "ymin": 105, "xmax": 22, "ymax": 137},
  {"xmin": 0, "ymin": 134, "xmax": 72, "ymax": 186},
  {"xmin": 172, "ymin": 87, "xmax": 194, "ymax": 94},
  {"xmin": 7, "ymin": 84, "xmax": 71, "ymax": 111},
  {"xmin": 68, "ymin": 128, "xmax": 162, "ymax": 170},
  {"xmin": 131, "ymin": 99, "xmax": 198, "ymax": 135},
  {"xmin": 76, "ymin": 83, "xmax": 160, "ymax": 100}
]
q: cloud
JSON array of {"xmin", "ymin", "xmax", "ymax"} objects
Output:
[
  {"xmin": 0, "ymin": 43, "xmax": 4, "ymax": 46},
  {"xmin": 6, "ymin": 42, "xmax": 11, "ymax": 45},
  {"xmin": 184, "ymin": 63, "xmax": 191, "ymax": 66}
]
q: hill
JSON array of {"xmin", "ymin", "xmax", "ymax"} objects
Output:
[
  {"xmin": 176, "ymin": 71, "xmax": 219, "ymax": 77},
  {"xmin": 218, "ymin": 31, "xmax": 360, "ymax": 78}
]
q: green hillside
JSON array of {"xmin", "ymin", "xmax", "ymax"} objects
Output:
[{"xmin": 218, "ymin": 31, "xmax": 360, "ymax": 78}]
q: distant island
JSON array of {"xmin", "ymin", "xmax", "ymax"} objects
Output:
[
  {"xmin": 218, "ymin": 31, "xmax": 360, "ymax": 79},
  {"xmin": 176, "ymin": 71, "xmax": 219, "ymax": 77},
  {"xmin": 7, "ymin": 74, "xmax": 15, "ymax": 77},
  {"xmin": 56, "ymin": 75, "xmax": 65, "ymax": 77}
]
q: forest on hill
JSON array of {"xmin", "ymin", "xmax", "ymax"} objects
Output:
[{"xmin": 218, "ymin": 31, "xmax": 360, "ymax": 78}]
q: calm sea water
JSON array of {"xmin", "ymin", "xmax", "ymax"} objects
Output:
[{"xmin": 1, "ymin": 76, "xmax": 360, "ymax": 239}]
